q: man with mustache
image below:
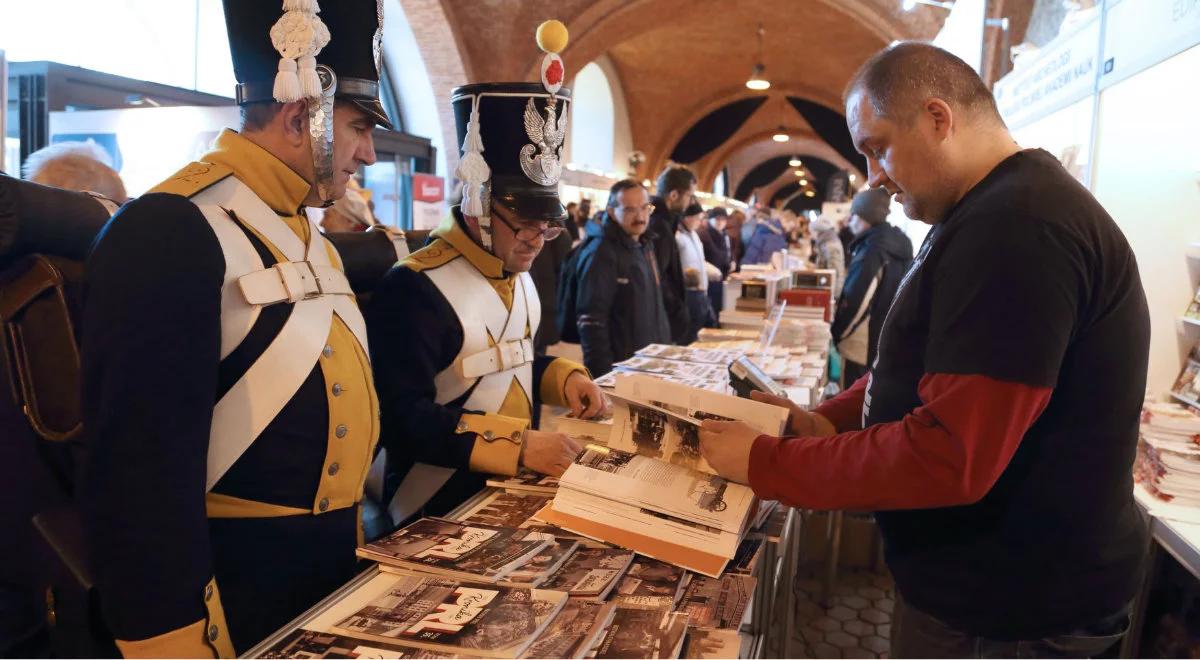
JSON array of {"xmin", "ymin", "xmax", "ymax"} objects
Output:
[
  {"xmin": 699, "ymin": 42, "xmax": 1149, "ymax": 657},
  {"xmin": 367, "ymin": 27, "xmax": 606, "ymax": 519},
  {"xmin": 573, "ymin": 179, "xmax": 672, "ymax": 377}
]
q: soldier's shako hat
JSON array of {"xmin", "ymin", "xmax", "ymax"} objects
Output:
[
  {"xmin": 450, "ymin": 83, "xmax": 571, "ymax": 222},
  {"xmin": 222, "ymin": 0, "xmax": 392, "ymax": 129}
]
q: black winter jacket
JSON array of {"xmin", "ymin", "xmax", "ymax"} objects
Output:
[
  {"xmin": 647, "ymin": 196, "xmax": 689, "ymax": 343},
  {"xmin": 698, "ymin": 222, "xmax": 732, "ymax": 280},
  {"xmin": 575, "ymin": 216, "xmax": 671, "ymax": 376},
  {"xmin": 832, "ymin": 223, "xmax": 914, "ymax": 367}
]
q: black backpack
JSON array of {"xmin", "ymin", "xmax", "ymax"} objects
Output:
[{"xmin": 555, "ymin": 234, "xmax": 595, "ymax": 344}]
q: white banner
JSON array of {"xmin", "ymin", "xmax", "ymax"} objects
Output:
[
  {"xmin": 992, "ymin": 17, "xmax": 1101, "ymax": 130},
  {"xmin": 1100, "ymin": 0, "xmax": 1200, "ymax": 90}
]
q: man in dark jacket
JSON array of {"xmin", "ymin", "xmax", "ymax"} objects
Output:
[
  {"xmin": 529, "ymin": 228, "xmax": 573, "ymax": 351},
  {"xmin": 648, "ymin": 165, "xmax": 695, "ymax": 344},
  {"xmin": 575, "ymin": 179, "xmax": 671, "ymax": 376},
  {"xmin": 831, "ymin": 186, "xmax": 913, "ymax": 384},
  {"xmin": 698, "ymin": 207, "xmax": 732, "ymax": 323}
]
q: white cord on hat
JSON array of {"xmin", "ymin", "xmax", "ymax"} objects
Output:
[{"xmin": 270, "ymin": 0, "xmax": 331, "ymax": 103}]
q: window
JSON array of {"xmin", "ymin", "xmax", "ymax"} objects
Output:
[{"xmin": 570, "ymin": 62, "xmax": 615, "ymax": 172}]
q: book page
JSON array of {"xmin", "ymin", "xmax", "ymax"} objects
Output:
[
  {"xmin": 608, "ymin": 374, "xmax": 788, "ymax": 475},
  {"xmin": 559, "ymin": 446, "xmax": 754, "ymax": 533}
]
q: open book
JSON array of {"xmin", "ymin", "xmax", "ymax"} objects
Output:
[
  {"xmin": 536, "ymin": 446, "xmax": 756, "ymax": 577},
  {"xmin": 331, "ymin": 573, "xmax": 566, "ymax": 659},
  {"xmin": 608, "ymin": 373, "xmax": 788, "ymax": 475}
]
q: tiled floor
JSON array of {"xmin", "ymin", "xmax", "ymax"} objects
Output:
[{"xmin": 787, "ymin": 568, "xmax": 896, "ymax": 658}]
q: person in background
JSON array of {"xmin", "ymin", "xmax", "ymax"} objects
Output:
[
  {"xmin": 530, "ymin": 223, "xmax": 574, "ymax": 352},
  {"xmin": 837, "ymin": 215, "xmax": 856, "ymax": 266},
  {"xmin": 576, "ymin": 198, "xmax": 593, "ymax": 231},
  {"xmin": 648, "ymin": 165, "xmax": 696, "ymax": 344},
  {"xmin": 699, "ymin": 42, "xmax": 1149, "ymax": 659},
  {"xmin": 564, "ymin": 201, "xmax": 580, "ymax": 241},
  {"xmin": 726, "ymin": 208, "xmax": 747, "ymax": 268},
  {"xmin": 22, "ymin": 141, "xmax": 127, "ymax": 203},
  {"xmin": 742, "ymin": 209, "xmax": 791, "ymax": 265},
  {"xmin": 831, "ymin": 186, "xmax": 913, "ymax": 384},
  {"xmin": 810, "ymin": 215, "xmax": 845, "ymax": 298},
  {"xmin": 318, "ymin": 179, "xmax": 375, "ymax": 233},
  {"xmin": 574, "ymin": 179, "xmax": 670, "ymax": 376},
  {"xmin": 675, "ymin": 201, "xmax": 715, "ymax": 342},
  {"xmin": 698, "ymin": 207, "xmax": 732, "ymax": 324}
]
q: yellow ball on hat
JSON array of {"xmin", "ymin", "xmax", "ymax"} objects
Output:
[{"xmin": 536, "ymin": 20, "xmax": 569, "ymax": 54}]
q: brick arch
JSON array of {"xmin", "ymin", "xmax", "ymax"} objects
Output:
[
  {"xmin": 396, "ymin": 0, "xmax": 472, "ymax": 176},
  {"xmin": 701, "ymin": 131, "xmax": 863, "ymax": 195}
]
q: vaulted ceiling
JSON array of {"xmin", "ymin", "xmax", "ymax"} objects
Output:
[{"xmin": 400, "ymin": 0, "xmax": 1031, "ymax": 205}]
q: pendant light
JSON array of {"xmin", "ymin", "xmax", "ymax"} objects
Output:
[{"xmin": 745, "ymin": 24, "xmax": 770, "ymax": 90}]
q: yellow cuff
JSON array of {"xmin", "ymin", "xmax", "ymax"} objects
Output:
[
  {"xmin": 460, "ymin": 412, "xmax": 528, "ymax": 476},
  {"xmin": 115, "ymin": 577, "xmax": 233, "ymax": 658},
  {"xmin": 539, "ymin": 358, "xmax": 589, "ymax": 408}
]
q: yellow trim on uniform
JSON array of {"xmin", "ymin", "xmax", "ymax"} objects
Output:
[
  {"xmin": 402, "ymin": 237, "xmax": 460, "ymax": 273},
  {"xmin": 147, "ymin": 162, "xmax": 233, "ymax": 198},
  {"xmin": 114, "ymin": 577, "xmax": 231, "ymax": 658},
  {"xmin": 205, "ymin": 492, "xmax": 308, "ymax": 518},
  {"xmin": 432, "ymin": 213, "xmax": 505, "ymax": 279},
  {"xmin": 539, "ymin": 358, "xmax": 589, "ymax": 409},
  {"xmin": 195, "ymin": 129, "xmax": 379, "ymax": 518},
  {"xmin": 498, "ymin": 375, "xmax": 533, "ymax": 420},
  {"xmin": 461, "ymin": 412, "xmax": 528, "ymax": 476}
]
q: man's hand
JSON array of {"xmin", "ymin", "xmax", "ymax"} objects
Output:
[
  {"xmin": 563, "ymin": 371, "xmax": 609, "ymax": 419},
  {"xmin": 521, "ymin": 431, "xmax": 583, "ymax": 477},
  {"xmin": 698, "ymin": 420, "xmax": 760, "ymax": 485},
  {"xmin": 750, "ymin": 390, "xmax": 837, "ymax": 437}
]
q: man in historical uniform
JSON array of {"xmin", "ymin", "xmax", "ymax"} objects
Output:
[
  {"xmin": 367, "ymin": 22, "xmax": 607, "ymax": 519},
  {"xmin": 81, "ymin": 1, "xmax": 394, "ymax": 655}
]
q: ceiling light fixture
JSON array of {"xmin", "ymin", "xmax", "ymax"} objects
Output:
[
  {"xmin": 794, "ymin": 170, "xmax": 803, "ymax": 177},
  {"xmin": 745, "ymin": 23, "xmax": 771, "ymax": 90},
  {"xmin": 788, "ymin": 157, "xmax": 802, "ymax": 167},
  {"xmin": 799, "ymin": 179, "xmax": 808, "ymax": 185},
  {"xmin": 903, "ymin": 0, "xmax": 955, "ymax": 10},
  {"xmin": 772, "ymin": 127, "xmax": 789, "ymax": 142},
  {"xmin": 805, "ymin": 190, "xmax": 816, "ymax": 197}
]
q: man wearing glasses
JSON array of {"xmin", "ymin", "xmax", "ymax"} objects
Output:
[
  {"xmin": 573, "ymin": 179, "xmax": 672, "ymax": 377},
  {"xmin": 366, "ymin": 80, "xmax": 607, "ymax": 519}
]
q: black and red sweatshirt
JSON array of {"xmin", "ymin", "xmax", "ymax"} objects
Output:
[{"xmin": 749, "ymin": 149, "xmax": 1150, "ymax": 640}]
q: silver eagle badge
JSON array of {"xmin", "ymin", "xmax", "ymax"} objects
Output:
[{"xmin": 519, "ymin": 97, "xmax": 567, "ymax": 186}]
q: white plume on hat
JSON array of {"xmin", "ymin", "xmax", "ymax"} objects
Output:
[{"xmin": 270, "ymin": 0, "xmax": 331, "ymax": 102}]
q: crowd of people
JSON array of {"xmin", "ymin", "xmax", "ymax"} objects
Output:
[{"xmin": 530, "ymin": 164, "xmax": 915, "ymax": 383}]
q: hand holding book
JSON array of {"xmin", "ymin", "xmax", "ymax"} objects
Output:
[
  {"xmin": 523, "ymin": 431, "xmax": 584, "ymax": 477},
  {"xmin": 748, "ymin": 390, "xmax": 836, "ymax": 437},
  {"xmin": 698, "ymin": 420, "xmax": 758, "ymax": 484},
  {"xmin": 563, "ymin": 371, "xmax": 611, "ymax": 419}
]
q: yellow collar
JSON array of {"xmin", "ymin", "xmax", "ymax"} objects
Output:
[
  {"xmin": 201, "ymin": 129, "xmax": 311, "ymax": 215},
  {"xmin": 431, "ymin": 211, "xmax": 508, "ymax": 280}
]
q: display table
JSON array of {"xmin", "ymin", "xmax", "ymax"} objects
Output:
[{"xmin": 245, "ymin": 487, "xmax": 804, "ymax": 659}]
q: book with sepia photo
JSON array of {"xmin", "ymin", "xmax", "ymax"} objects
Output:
[{"xmin": 358, "ymin": 517, "xmax": 550, "ymax": 583}]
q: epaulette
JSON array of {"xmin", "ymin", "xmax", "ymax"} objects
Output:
[
  {"xmin": 147, "ymin": 161, "xmax": 234, "ymax": 199},
  {"xmin": 402, "ymin": 238, "xmax": 461, "ymax": 273}
]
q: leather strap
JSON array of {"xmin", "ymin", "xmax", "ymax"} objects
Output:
[
  {"xmin": 460, "ymin": 337, "xmax": 535, "ymax": 379},
  {"xmin": 238, "ymin": 261, "xmax": 353, "ymax": 306}
]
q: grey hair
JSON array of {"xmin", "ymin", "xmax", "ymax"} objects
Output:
[{"xmin": 22, "ymin": 141, "xmax": 127, "ymax": 201}]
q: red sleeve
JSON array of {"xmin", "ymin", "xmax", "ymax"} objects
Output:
[
  {"xmin": 748, "ymin": 373, "xmax": 1051, "ymax": 510},
  {"xmin": 812, "ymin": 373, "xmax": 870, "ymax": 432}
]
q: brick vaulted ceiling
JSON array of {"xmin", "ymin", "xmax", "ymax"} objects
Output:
[{"xmin": 409, "ymin": 0, "xmax": 947, "ymax": 193}]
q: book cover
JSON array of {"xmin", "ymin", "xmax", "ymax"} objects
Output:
[
  {"xmin": 593, "ymin": 608, "xmax": 689, "ymax": 659},
  {"xmin": 332, "ymin": 575, "xmax": 566, "ymax": 659},
  {"xmin": 1172, "ymin": 356, "xmax": 1200, "ymax": 409},
  {"xmin": 677, "ymin": 574, "xmax": 757, "ymax": 630},
  {"xmin": 359, "ymin": 518, "xmax": 549, "ymax": 582},
  {"xmin": 634, "ymin": 344, "xmax": 743, "ymax": 366},
  {"xmin": 521, "ymin": 601, "xmax": 617, "ymax": 659},
  {"xmin": 611, "ymin": 557, "xmax": 688, "ymax": 610},
  {"xmin": 500, "ymin": 540, "xmax": 580, "ymax": 587},
  {"xmin": 539, "ymin": 547, "xmax": 635, "ymax": 600},
  {"xmin": 728, "ymin": 536, "xmax": 764, "ymax": 575},
  {"xmin": 259, "ymin": 628, "xmax": 455, "ymax": 658},
  {"xmin": 457, "ymin": 491, "xmax": 553, "ymax": 529}
]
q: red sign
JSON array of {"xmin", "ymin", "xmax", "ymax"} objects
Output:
[{"xmin": 412, "ymin": 173, "xmax": 445, "ymax": 203}]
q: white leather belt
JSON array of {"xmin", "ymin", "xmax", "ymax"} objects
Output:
[
  {"xmin": 460, "ymin": 338, "xmax": 534, "ymax": 379},
  {"xmin": 238, "ymin": 261, "xmax": 353, "ymax": 306}
]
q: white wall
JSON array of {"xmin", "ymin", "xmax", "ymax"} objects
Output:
[{"xmin": 1091, "ymin": 44, "xmax": 1200, "ymax": 396}]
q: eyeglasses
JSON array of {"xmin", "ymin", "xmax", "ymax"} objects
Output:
[
  {"xmin": 491, "ymin": 205, "xmax": 565, "ymax": 242},
  {"xmin": 615, "ymin": 203, "xmax": 655, "ymax": 217}
]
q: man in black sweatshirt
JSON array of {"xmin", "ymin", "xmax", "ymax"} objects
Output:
[{"xmin": 647, "ymin": 165, "xmax": 695, "ymax": 344}]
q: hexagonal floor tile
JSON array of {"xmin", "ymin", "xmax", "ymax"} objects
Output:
[
  {"xmin": 814, "ymin": 616, "xmax": 842, "ymax": 632},
  {"xmin": 827, "ymin": 630, "xmax": 860, "ymax": 649},
  {"xmin": 843, "ymin": 648, "xmax": 877, "ymax": 659},
  {"xmin": 861, "ymin": 608, "xmax": 890, "ymax": 625},
  {"xmin": 844, "ymin": 619, "xmax": 874, "ymax": 637},
  {"xmin": 875, "ymin": 597, "xmax": 895, "ymax": 613},
  {"xmin": 859, "ymin": 586, "xmax": 887, "ymax": 600},
  {"xmin": 829, "ymin": 605, "xmax": 857, "ymax": 622},
  {"xmin": 876, "ymin": 624, "xmax": 891, "ymax": 639},
  {"xmin": 799, "ymin": 624, "xmax": 825, "ymax": 644},
  {"xmin": 841, "ymin": 595, "xmax": 870, "ymax": 609},
  {"xmin": 863, "ymin": 635, "xmax": 890, "ymax": 655}
]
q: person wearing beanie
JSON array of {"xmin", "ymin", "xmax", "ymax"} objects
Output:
[{"xmin": 832, "ymin": 186, "xmax": 913, "ymax": 383}]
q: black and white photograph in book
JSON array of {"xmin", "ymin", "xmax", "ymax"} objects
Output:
[
  {"xmin": 259, "ymin": 628, "xmax": 452, "ymax": 659},
  {"xmin": 1172, "ymin": 344, "xmax": 1200, "ymax": 408},
  {"xmin": 593, "ymin": 608, "xmax": 689, "ymax": 660}
]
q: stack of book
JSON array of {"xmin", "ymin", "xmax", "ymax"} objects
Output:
[
  {"xmin": 1137, "ymin": 401, "xmax": 1200, "ymax": 507},
  {"xmin": 1170, "ymin": 343, "xmax": 1200, "ymax": 409}
]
